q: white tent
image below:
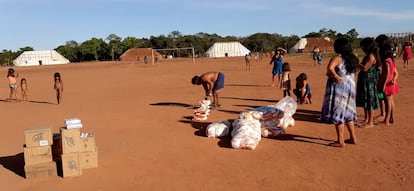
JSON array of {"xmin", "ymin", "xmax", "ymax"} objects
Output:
[
  {"xmin": 289, "ymin": 37, "xmax": 334, "ymax": 53},
  {"xmin": 205, "ymin": 42, "xmax": 250, "ymax": 58},
  {"xmin": 289, "ymin": 38, "xmax": 308, "ymax": 53},
  {"xmin": 13, "ymin": 50, "xmax": 70, "ymax": 66}
]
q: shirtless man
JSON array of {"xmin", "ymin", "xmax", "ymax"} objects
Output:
[{"xmin": 191, "ymin": 71, "xmax": 225, "ymax": 108}]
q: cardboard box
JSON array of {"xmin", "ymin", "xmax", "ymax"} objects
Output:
[
  {"xmin": 80, "ymin": 149, "xmax": 98, "ymax": 169},
  {"xmin": 61, "ymin": 153, "xmax": 82, "ymax": 177},
  {"xmin": 60, "ymin": 128, "xmax": 81, "ymax": 154},
  {"xmin": 25, "ymin": 161, "xmax": 57, "ymax": 179},
  {"xmin": 80, "ymin": 133, "xmax": 96, "ymax": 152},
  {"xmin": 24, "ymin": 146, "xmax": 53, "ymax": 165},
  {"xmin": 24, "ymin": 127, "xmax": 53, "ymax": 148}
]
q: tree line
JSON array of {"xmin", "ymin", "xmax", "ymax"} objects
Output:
[{"xmin": 1, "ymin": 28, "xmax": 361, "ymax": 65}]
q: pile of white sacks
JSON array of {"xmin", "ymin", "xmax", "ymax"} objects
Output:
[{"xmin": 205, "ymin": 96, "xmax": 297, "ymax": 150}]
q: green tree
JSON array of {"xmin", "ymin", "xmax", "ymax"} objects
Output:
[
  {"xmin": 56, "ymin": 40, "xmax": 80, "ymax": 62},
  {"xmin": 0, "ymin": 49, "xmax": 16, "ymax": 66},
  {"xmin": 122, "ymin": 36, "xmax": 140, "ymax": 50},
  {"xmin": 80, "ymin": 38, "xmax": 108, "ymax": 61},
  {"xmin": 106, "ymin": 34, "xmax": 123, "ymax": 61},
  {"xmin": 346, "ymin": 28, "xmax": 359, "ymax": 40}
]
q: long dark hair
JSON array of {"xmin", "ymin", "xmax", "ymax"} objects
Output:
[
  {"xmin": 375, "ymin": 34, "xmax": 394, "ymax": 63},
  {"xmin": 360, "ymin": 37, "xmax": 381, "ymax": 67},
  {"xmin": 334, "ymin": 38, "xmax": 359, "ymax": 74}
]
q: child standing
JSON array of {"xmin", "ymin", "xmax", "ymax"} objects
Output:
[
  {"xmin": 376, "ymin": 35, "xmax": 399, "ymax": 125},
  {"xmin": 280, "ymin": 62, "xmax": 291, "ymax": 97},
  {"xmin": 21, "ymin": 78, "xmax": 28, "ymax": 101},
  {"xmin": 293, "ymin": 73, "xmax": 312, "ymax": 104},
  {"xmin": 317, "ymin": 52, "xmax": 323, "ymax": 66},
  {"xmin": 53, "ymin": 72, "xmax": 64, "ymax": 104},
  {"xmin": 7, "ymin": 68, "xmax": 19, "ymax": 102}
]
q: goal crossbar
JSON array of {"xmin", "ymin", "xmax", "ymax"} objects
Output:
[{"xmin": 151, "ymin": 47, "xmax": 196, "ymax": 65}]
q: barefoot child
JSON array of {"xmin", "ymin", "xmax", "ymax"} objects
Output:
[
  {"xmin": 293, "ymin": 73, "xmax": 312, "ymax": 104},
  {"xmin": 53, "ymin": 72, "xmax": 64, "ymax": 104},
  {"xmin": 280, "ymin": 62, "xmax": 291, "ymax": 97},
  {"xmin": 21, "ymin": 78, "xmax": 28, "ymax": 101},
  {"xmin": 7, "ymin": 68, "xmax": 19, "ymax": 101},
  {"xmin": 376, "ymin": 35, "xmax": 399, "ymax": 126}
]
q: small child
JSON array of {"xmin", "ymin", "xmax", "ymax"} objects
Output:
[
  {"xmin": 7, "ymin": 68, "xmax": 19, "ymax": 101},
  {"xmin": 53, "ymin": 72, "xmax": 64, "ymax": 104},
  {"xmin": 293, "ymin": 73, "xmax": 312, "ymax": 104},
  {"xmin": 21, "ymin": 78, "xmax": 28, "ymax": 101},
  {"xmin": 280, "ymin": 62, "xmax": 291, "ymax": 97},
  {"xmin": 317, "ymin": 52, "xmax": 323, "ymax": 66}
]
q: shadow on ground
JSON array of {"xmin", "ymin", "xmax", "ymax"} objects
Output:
[
  {"xmin": 0, "ymin": 153, "xmax": 25, "ymax": 178},
  {"xmin": 222, "ymin": 96, "xmax": 278, "ymax": 103},
  {"xmin": 150, "ymin": 102, "xmax": 194, "ymax": 108},
  {"xmin": 179, "ymin": 117, "xmax": 234, "ymax": 148},
  {"xmin": 274, "ymin": 133, "xmax": 333, "ymax": 146},
  {"xmin": 293, "ymin": 109, "xmax": 322, "ymax": 123}
]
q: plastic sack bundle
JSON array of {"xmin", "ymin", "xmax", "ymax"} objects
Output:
[
  {"xmin": 252, "ymin": 96, "xmax": 297, "ymax": 138},
  {"xmin": 274, "ymin": 96, "xmax": 297, "ymax": 118},
  {"xmin": 231, "ymin": 119, "xmax": 262, "ymax": 150},
  {"xmin": 238, "ymin": 111, "xmax": 263, "ymax": 121},
  {"xmin": 274, "ymin": 96, "xmax": 297, "ymax": 129},
  {"xmin": 206, "ymin": 120, "xmax": 231, "ymax": 138}
]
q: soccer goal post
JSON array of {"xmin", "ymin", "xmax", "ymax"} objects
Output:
[{"xmin": 151, "ymin": 47, "xmax": 196, "ymax": 65}]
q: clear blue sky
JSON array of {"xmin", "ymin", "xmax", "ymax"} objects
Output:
[{"xmin": 1, "ymin": 0, "xmax": 413, "ymax": 51}]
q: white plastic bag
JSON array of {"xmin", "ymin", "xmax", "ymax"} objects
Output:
[
  {"xmin": 231, "ymin": 119, "xmax": 262, "ymax": 150},
  {"xmin": 206, "ymin": 120, "xmax": 231, "ymax": 138}
]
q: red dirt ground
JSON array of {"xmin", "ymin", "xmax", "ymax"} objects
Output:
[{"xmin": 0, "ymin": 54, "xmax": 413, "ymax": 191}]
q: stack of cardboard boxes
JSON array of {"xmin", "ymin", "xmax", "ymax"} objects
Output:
[
  {"xmin": 55, "ymin": 118, "xmax": 98, "ymax": 177},
  {"xmin": 23, "ymin": 126, "xmax": 57, "ymax": 179},
  {"xmin": 23, "ymin": 118, "xmax": 98, "ymax": 179}
]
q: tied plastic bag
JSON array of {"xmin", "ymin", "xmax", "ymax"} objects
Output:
[
  {"xmin": 231, "ymin": 119, "xmax": 262, "ymax": 150},
  {"xmin": 261, "ymin": 127, "xmax": 285, "ymax": 137},
  {"xmin": 238, "ymin": 111, "xmax": 263, "ymax": 121},
  {"xmin": 257, "ymin": 96, "xmax": 297, "ymax": 138},
  {"xmin": 275, "ymin": 96, "xmax": 297, "ymax": 117},
  {"xmin": 206, "ymin": 120, "xmax": 231, "ymax": 138}
]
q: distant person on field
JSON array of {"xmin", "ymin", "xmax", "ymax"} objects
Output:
[
  {"xmin": 312, "ymin": 46, "xmax": 320, "ymax": 66},
  {"xmin": 268, "ymin": 47, "xmax": 286, "ymax": 87},
  {"xmin": 191, "ymin": 71, "xmax": 225, "ymax": 108},
  {"xmin": 245, "ymin": 53, "xmax": 251, "ymax": 70},
  {"xmin": 7, "ymin": 68, "xmax": 19, "ymax": 101},
  {"xmin": 402, "ymin": 41, "xmax": 412, "ymax": 68},
  {"xmin": 53, "ymin": 72, "xmax": 64, "ymax": 104},
  {"xmin": 280, "ymin": 62, "xmax": 291, "ymax": 97},
  {"xmin": 321, "ymin": 38, "xmax": 359, "ymax": 147},
  {"xmin": 144, "ymin": 56, "xmax": 148, "ymax": 64},
  {"xmin": 21, "ymin": 78, "xmax": 28, "ymax": 101},
  {"xmin": 317, "ymin": 52, "xmax": 323, "ymax": 66}
]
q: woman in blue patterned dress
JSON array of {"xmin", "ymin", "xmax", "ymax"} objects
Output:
[{"xmin": 321, "ymin": 38, "xmax": 359, "ymax": 147}]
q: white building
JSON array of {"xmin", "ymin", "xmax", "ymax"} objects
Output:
[{"xmin": 13, "ymin": 50, "xmax": 70, "ymax": 66}]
